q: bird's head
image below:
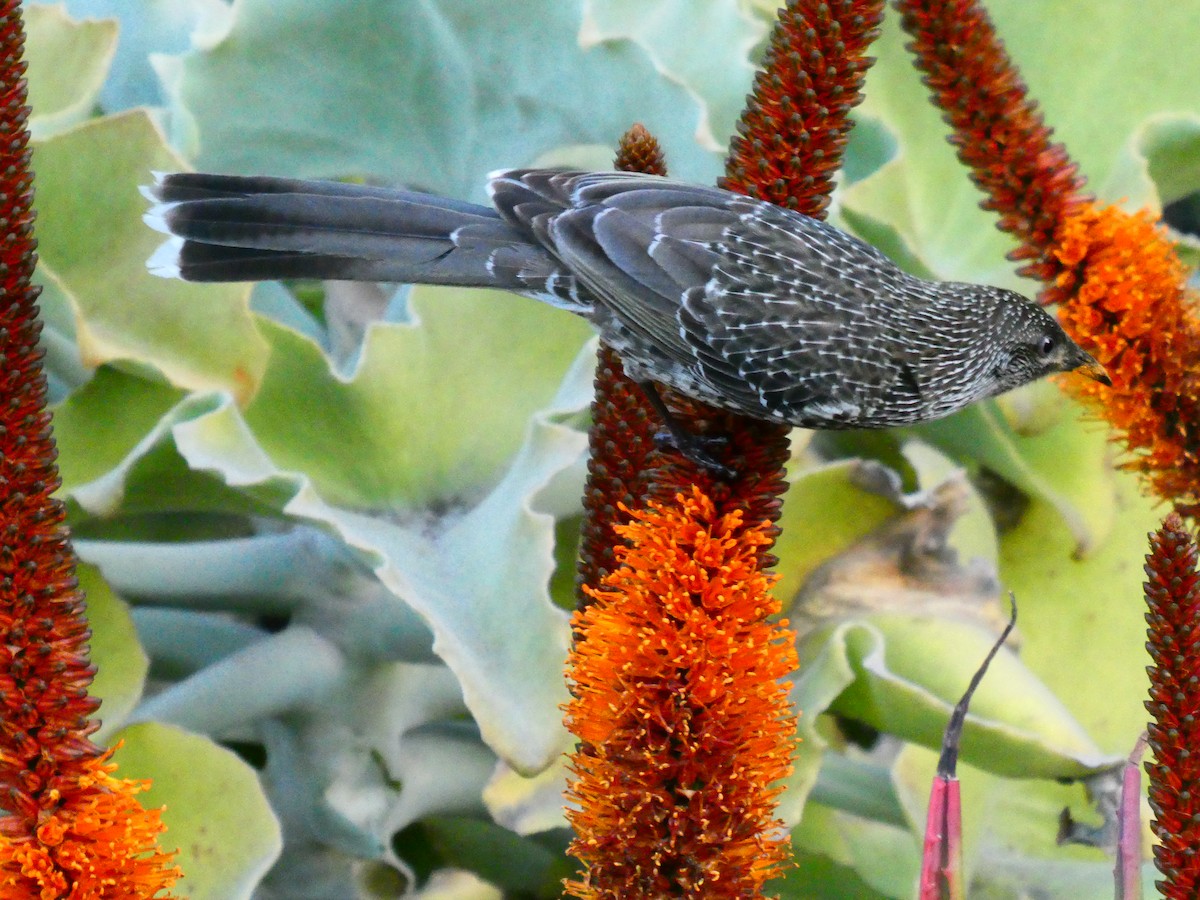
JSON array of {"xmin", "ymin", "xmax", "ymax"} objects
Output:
[{"xmin": 982, "ymin": 288, "xmax": 1110, "ymax": 397}]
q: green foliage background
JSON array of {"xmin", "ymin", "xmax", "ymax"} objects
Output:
[{"xmin": 21, "ymin": 1, "xmax": 1200, "ymax": 896}]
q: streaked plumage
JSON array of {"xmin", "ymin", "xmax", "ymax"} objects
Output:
[{"xmin": 143, "ymin": 168, "xmax": 1107, "ymax": 433}]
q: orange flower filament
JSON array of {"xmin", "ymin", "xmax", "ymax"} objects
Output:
[
  {"xmin": 565, "ymin": 490, "xmax": 798, "ymax": 898},
  {"xmin": 1049, "ymin": 205, "xmax": 1200, "ymax": 514},
  {"xmin": 2, "ymin": 753, "xmax": 180, "ymax": 900}
]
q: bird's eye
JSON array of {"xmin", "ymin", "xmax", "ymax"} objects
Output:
[{"xmin": 1038, "ymin": 335, "xmax": 1055, "ymax": 356}]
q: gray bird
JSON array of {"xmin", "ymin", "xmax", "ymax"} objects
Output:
[{"xmin": 143, "ymin": 168, "xmax": 1108, "ymax": 469}]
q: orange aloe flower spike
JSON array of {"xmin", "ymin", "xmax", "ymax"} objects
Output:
[
  {"xmin": 0, "ymin": 2, "xmax": 181, "ymax": 895},
  {"xmin": 896, "ymin": 0, "xmax": 1200, "ymax": 515},
  {"xmin": 894, "ymin": 0, "xmax": 1089, "ymax": 281},
  {"xmin": 565, "ymin": 490, "xmax": 799, "ymax": 897},
  {"xmin": 723, "ymin": 0, "xmax": 886, "ymax": 219},
  {"xmin": 564, "ymin": 2, "xmax": 886, "ymax": 895},
  {"xmin": 575, "ymin": 124, "xmax": 668, "ymax": 607},
  {"xmin": 1049, "ymin": 208, "xmax": 1200, "ymax": 517},
  {"xmin": 1143, "ymin": 511, "xmax": 1200, "ymax": 898}
]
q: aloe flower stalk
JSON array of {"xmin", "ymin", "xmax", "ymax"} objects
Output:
[
  {"xmin": 1143, "ymin": 511, "xmax": 1200, "ymax": 898},
  {"xmin": 0, "ymin": 2, "xmax": 180, "ymax": 894},
  {"xmin": 564, "ymin": 1, "xmax": 885, "ymax": 894}
]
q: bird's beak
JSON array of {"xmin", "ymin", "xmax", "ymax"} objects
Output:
[{"xmin": 1072, "ymin": 350, "xmax": 1112, "ymax": 387}]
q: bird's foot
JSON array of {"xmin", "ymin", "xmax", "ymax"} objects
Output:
[
  {"xmin": 636, "ymin": 380, "xmax": 738, "ymax": 478},
  {"xmin": 653, "ymin": 427, "xmax": 736, "ymax": 480}
]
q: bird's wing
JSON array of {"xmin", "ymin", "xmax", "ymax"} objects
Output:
[
  {"xmin": 551, "ymin": 203, "xmax": 733, "ymax": 363},
  {"xmin": 681, "ymin": 201, "xmax": 916, "ymax": 425},
  {"xmin": 489, "ymin": 171, "xmax": 736, "ymax": 363},
  {"xmin": 489, "ymin": 171, "xmax": 920, "ymax": 424}
]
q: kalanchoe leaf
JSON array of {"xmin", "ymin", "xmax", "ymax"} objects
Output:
[
  {"xmin": 111, "ymin": 722, "xmax": 281, "ymax": 900},
  {"xmin": 127, "ymin": 625, "xmax": 346, "ymax": 734},
  {"xmin": 810, "ymin": 614, "xmax": 1112, "ymax": 779},
  {"xmin": 774, "ymin": 614, "xmax": 869, "ymax": 828},
  {"xmin": 241, "ymin": 292, "xmax": 591, "ymax": 511},
  {"xmin": 582, "ymin": 1, "xmax": 766, "ymax": 155},
  {"xmin": 25, "ymin": 3, "xmax": 117, "ymax": 138},
  {"xmin": 58, "ymin": 382, "xmax": 256, "ymax": 519},
  {"xmin": 166, "ymin": 0, "xmax": 725, "ymax": 195},
  {"xmin": 33, "ymin": 110, "xmax": 267, "ymax": 401},
  {"xmin": 784, "ymin": 799, "xmax": 921, "ymax": 896},
  {"xmin": 268, "ymin": 663, "xmax": 493, "ymax": 855},
  {"xmin": 485, "ymin": 741, "xmax": 573, "ymax": 836},
  {"xmin": 38, "ymin": 0, "xmax": 222, "ymax": 112},
  {"xmin": 912, "ymin": 383, "xmax": 1118, "ymax": 558},
  {"xmin": 176, "ymin": 381, "xmax": 589, "ymax": 774},
  {"xmin": 80, "ymin": 562, "xmax": 149, "ymax": 744},
  {"xmin": 772, "ymin": 459, "xmax": 901, "ymax": 602},
  {"xmin": 788, "ymin": 467, "xmax": 1004, "ymax": 641}
]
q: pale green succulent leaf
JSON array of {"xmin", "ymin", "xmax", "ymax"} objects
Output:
[
  {"xmin": 110, "ymin": 722, "xmax": 282, "ymax": 900},
  {"xmin": 810, "ymin": 617, "xmax": 1114, "ymax": 779},
  {"xmin": 165, "ymin": 0, "xmax": 728, "ymax": 196},
  {"xmin": 33, "ymin": 110, "xmax": 268, "ymax": 400},
  {"xmin": 25, "ymin": 3, "xmax": 117, "ymax": 138},
  {"xmin": 82, "ymin": 562, "xmax": 148, "ymax": 743}
]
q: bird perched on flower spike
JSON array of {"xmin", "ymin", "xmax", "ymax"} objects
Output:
[{"xmin": 143, "ymin": 168, "xmax": 1108, "ymax": 470}]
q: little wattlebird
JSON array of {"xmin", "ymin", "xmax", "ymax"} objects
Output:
[{"xmin": 143, "ymin": 168, "xmax": 1109, "ymax": 473}]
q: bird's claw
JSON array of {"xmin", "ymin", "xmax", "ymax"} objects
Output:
[{"xmin": 653, "ymin": 428, "xmax": 737, "ymax": 479}]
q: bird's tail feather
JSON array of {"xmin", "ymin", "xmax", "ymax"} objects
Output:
[{"xmin": 143, "ymin": 173, "xmax": 557, "ymax": 289}]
